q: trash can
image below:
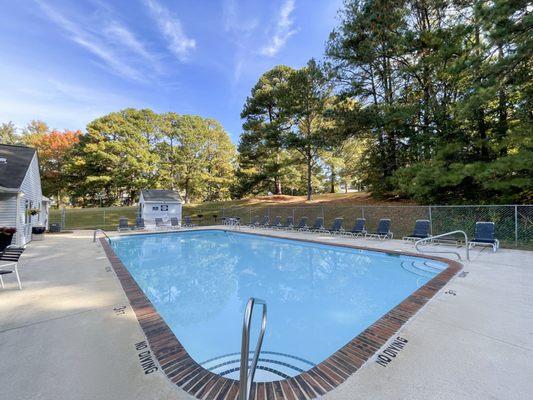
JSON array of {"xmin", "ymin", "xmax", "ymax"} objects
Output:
[
  {"xmin": 32, "ymin": 226, "xmax": 46, "ymax": 241},
  {"xmin": 49, "ymin": 223, "xmax": 61, "ymax": 233}
]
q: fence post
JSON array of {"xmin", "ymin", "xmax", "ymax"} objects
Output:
[
  {"xmin": 514, "ymin": 205, "xmax": 518, "ymax": 247},
  {"xmin": 61, "ymin": 207, "xmax": 65, "ymax": 230},
  {"xmin": 103, "ymin": 209, "xmax": 106, "ymax": 228},
  {"xmin": 428, "ymin": 206, "xmax": 433, "ymax": 235},
  {"xmin": 292, "ymin": 207, "xmax": 295, "ymax": 222},
  {"xmin": 321, "ymin": 206, "xmax": 324, "ymax": 219}
]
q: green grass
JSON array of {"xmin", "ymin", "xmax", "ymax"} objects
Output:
[{"xmin": 49, "ymin": 193, "xmax": 398, "ymax": 230}]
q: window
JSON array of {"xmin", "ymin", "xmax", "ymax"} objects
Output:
[
  {"xmin": 152, "ymin": 206, "xmax": 159, "ymax": 211},
  {"xmin": 161, "ymin": 205, "xmax": 169, "ymax": 211}
]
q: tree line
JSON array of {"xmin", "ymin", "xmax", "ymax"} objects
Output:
[
  {"xmin": 0, "ymin": 111, "xmax": 236, "ymax": 206},
  {"xmin": 1, "ymin": 0, "xmax": 531, "ymax": 205},
  {"xmin": 235, "ymin": 0, "xmax": 532, "ymax": 203}
]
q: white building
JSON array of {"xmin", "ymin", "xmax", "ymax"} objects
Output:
[
  {"xmin": 0, "ymin": 144, "xmax": 50, "ymax": 246},
  {"xmin": 139, "ymin": 189, "xmax": 182, "ymax": 223}
]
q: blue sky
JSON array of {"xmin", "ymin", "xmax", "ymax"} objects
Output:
[{"xmin": 0, "ymin": 0, "xmax": 342, "ymax": 142}]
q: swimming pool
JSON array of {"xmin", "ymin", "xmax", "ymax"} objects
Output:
[{"xmin": 110, "ymin": 229, "xmax": 448, "ymax": 383}]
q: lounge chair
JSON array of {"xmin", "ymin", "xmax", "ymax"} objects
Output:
[
  {"xmin": 257, "ymin": 216, "xmax": 269, "ymax": 229},
  {"xmin": 269, "ymin": 216, "xmax": 282, "ymax": 229},
  {"xmin": 295, "ymin": 217, "xmax": 309, "ymax": 231},
  {"xmin": 278, "ymin": 216, "xmax": 294, "ymax": 230},
  {"xmin": 468, "ymin": 222, "xmax": 499, "ymax": 252},
  {"xmin": 327, "ymin": 218, "xmax": 344, "ymax": 235},
  {"xmin": 155, "ymin": 217, "xmax": 168, "ymax": 229},
  {"xmin": 1, "ymin": 246, "xmax": 25, "ymax": 255},
  {"xmin": 135, "ymin": 217, "xmax": 145, "ymax": 230},
  {"xmin": 343, "ymin": 218, "xmax": 367, "ymax": 237},
  {"xmin": 0, "ymin": 249, "xmax": 23, "ymax": 290},
  {"xmin": 170, "ymin": 217, "xmax": 181, "ymax": 229},
  {"xmin": 224, "ymin": 217, "xmax": 240, "ymax": 227},
  {"xmin": 117, "ymin": 217, "xmax": 130, "ymax": 231},
  {"xmin": 366, "ymin": 219, "xmax": 393, "ymax": 240},
  {"xmin": 310, "ymin": 217, "xmax": 326, "ymax": 233},
  {"xmin": 183, "ymin": 216, "xmax": 197, "ymax": 227},
  {"xmin": 403, "ymin": 220, "xmax": 431, "ymax": 242},
  {"xmin": 248, "ymin": 216, "xmax": 260, "ymax": 228}
]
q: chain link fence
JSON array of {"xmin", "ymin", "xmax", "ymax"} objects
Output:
[
  {"xmin": 49, "ymin": 204, "xmax": 532, "ymax": 249},
  {"xmin": 221, "ymin": 205, "xmax": 533, "ymax": 249},
  {"xmin": 48, "ymin": 205, "xmax": 221, "ymax": 230},
  {"xmin": 49, "ymin": 206, "xmax": 139, "ymax": 231}
]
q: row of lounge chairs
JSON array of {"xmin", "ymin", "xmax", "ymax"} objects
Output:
[
  {"xmin": 118, "ymin": 216, "xmax": 197, "ymax": 231},
  {"xmin": 238, "ymin": 216, "xmax": 500, "ymax": 251},
  {"xmin": 245, "ymin": 216, "xmax": 394, "ymax": 239},
  {"xmin": 118, "ymin": 214, "xmax": 499, "ymax": 251}
]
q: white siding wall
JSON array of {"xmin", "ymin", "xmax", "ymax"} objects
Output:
[
  {"xmin": 17, "ymin": 154, "xmax": 44, "ymax": 245},
  {"xmin": 0, "ymin": 193, "xmax": 17, "ymax": 226},
  {"xmin": 140, "ymin": 201, "xmax": 182, "ymax": 222},
  {"xmin": 0, "ymin": 193, "xmax": 17, "ymax": 248}
]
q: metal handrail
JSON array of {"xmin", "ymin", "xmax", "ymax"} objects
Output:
[
  {"xmin": 93, "ymin": 229, "xmax": 111, "ymax": 243},
  {"xmin": 415, "ymin": 230, "xmax": 470, "ymax": 261},
  {"xmin": 239, "ymin": 297, "xmax": 267, "ymax": 400}
]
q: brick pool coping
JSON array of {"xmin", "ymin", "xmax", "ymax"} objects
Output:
[{"xmin": 100, "ymin": 229, "xmax": 462, "ymax": 400}]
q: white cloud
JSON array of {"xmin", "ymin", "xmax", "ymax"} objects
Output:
[
  {"xmin": 143, "ymin": 0, "xmax": 196, "ymax": 61},
  {"xmin": 36, "ymin": 1, "xmax": 150, "ymax": 82},
  {"xmin": 260, "ymin": 0, "xmax": 297, "ymax": 57},
  {"xmin": 222, "ymin": 0, "xmax": 258, "ymax": 35},
  {"xmin": 103, "ymin": 22, "xmax": 160, "ymax": 68}
]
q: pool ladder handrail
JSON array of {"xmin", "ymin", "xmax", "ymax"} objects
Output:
[
  {"xmin": 93, "ymin": 229, "xmax": 111, "ymax": 243},
  {"xmin": 415, "ymin": 230, "xmax": 470, "ymax": 261},
  {"xmin": 239, "ymin": 297, "xmax": 267, "ymax": 400}
]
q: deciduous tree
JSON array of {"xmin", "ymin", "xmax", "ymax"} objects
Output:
[
  {"xmin": 0, "ymin": 122, "xmax": 18, "ymax": 144},
  {"xmin": 24, "ymin": 129, "xmax": 81, "ymax": 204}
]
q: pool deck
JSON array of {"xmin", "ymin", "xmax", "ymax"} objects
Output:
[{"xmin": 1, "ymin": 227, "xmax": 532, "ymax": 400}]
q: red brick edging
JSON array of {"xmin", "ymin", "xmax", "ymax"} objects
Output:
[{"xmin": 100, "ymin": 230, "xmax": 462, "ymax": 400}]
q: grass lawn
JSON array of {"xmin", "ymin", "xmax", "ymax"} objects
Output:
[{"xmin": 49, "ymin": 192, "xmax": 415, "ymax": 230}]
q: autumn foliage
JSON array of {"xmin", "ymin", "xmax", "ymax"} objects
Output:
[{"xmin": 24, "ymin": 130, "xmax": 81, "ymax": 201}]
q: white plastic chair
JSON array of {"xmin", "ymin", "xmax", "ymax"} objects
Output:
[{"xmin": 0, "ymin": 260, "xmax": 22, "ymax": 290}]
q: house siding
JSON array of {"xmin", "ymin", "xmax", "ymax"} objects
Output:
[
  {"xmin": 16, "ymin": 154, "xmax": 43, "ymax": 245},
  {"xmin": 140, "ymin": 201, "xmax": 182, "ymax": 222},
  {"xmin": 0, "ymin": 193, "xmax": 17, "ymax": 226}
]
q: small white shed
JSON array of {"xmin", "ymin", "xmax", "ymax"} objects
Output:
[{"xmin": 139, "ymin": 189, "xmax": 182, "ymax": 223}]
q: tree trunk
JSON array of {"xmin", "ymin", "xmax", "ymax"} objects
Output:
[
  {"xmin": 497, "ymin": 47, "xmax": 508, "ymax": 156},
  {"xmin": 274, "ymin": 177, "xmax": 282, "ymax": 195},
  {"xmin": 477, "ymin": 108, "xmax": 489, "ymax": 161},
  {"xmin": 474, "ymin": 22, "xmax": 489, "ymax": 162},
  {"xmin": 184, "ymin": 178, "xmax": 190, "ymax": 203},
  {"xmin": 330, "ymin": 166, "xmax": 335, "ymax": 193},
  {"xmin": 306, "ymin": 147, "xmax": 312, "ymax": 201}
]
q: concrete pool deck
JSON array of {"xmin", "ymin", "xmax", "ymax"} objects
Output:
[{"xmin": 0, "ymin": 228, "xmax": 532, "ymax": 400}]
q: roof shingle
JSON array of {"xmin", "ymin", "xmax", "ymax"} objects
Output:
[
  {"xmin": 0, "ymin": 144, "xmax": 36, "ymax": 190},
  {"xmin": 141, "ymin": 189, "xmax": 182, "ymax": 202}
]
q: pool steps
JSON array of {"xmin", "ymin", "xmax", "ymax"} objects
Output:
[{"xmin": 201, "ymin": 351, "xmax": 316, "ymax": 381}]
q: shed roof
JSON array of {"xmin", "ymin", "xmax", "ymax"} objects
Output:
[
  {"xmin": 141, "ymin": 189, "xmax": 182, "ymax": 202},
  {"xmin": 0, "ymin": 144, "xmax": 37, "ymax": 190}
]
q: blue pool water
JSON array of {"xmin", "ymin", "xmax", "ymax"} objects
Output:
[{"xmin": 111, "ymin": 230, "xmax": 446, "ymax": 381}]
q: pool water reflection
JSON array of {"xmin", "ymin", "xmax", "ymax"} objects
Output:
[{"xmin": 111, "ymin": 230, "xmax": 445, "ymax": 381}]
